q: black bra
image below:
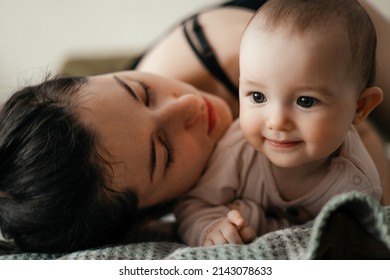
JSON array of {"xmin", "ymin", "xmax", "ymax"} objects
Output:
[{"xmin": 182, "ymin": 15, "xmax": 238, "ymax": 97}]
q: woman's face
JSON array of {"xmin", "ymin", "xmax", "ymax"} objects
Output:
[{"xmin": 78, "ymin": 71, "xmax": 232, "ymax": 208}]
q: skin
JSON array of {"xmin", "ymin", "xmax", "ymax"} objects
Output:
[
  {"xmin": 77, "ymin": 71, "xmax": 232, "ymax": 208},
  {"xmin": 240, "ymin": 25, "xmax": 382, "ymax": 199},
  {"xmin": 202, "ymin": 23, "xmax": 383, "ymax": 246}
]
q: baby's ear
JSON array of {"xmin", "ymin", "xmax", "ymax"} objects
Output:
[{"xmin": 353, "ymin": 87, "xmax": 383, "ymax": 124}]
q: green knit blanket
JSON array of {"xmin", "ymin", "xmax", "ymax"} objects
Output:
[{"xmin": 1, "ymin": 192, "xmax": 390, "ymax": 260}]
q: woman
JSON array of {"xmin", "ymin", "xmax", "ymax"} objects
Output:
[{"xmin": 0, "ymin": 0, "xmax": 389, "ymax": 253}]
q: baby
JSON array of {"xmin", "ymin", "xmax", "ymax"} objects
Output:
[{"xmin": 175, "ymin": 0, "xmax": 383, "ymax": 246}]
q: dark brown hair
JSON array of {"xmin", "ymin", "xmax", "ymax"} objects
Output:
[{"xmin": 0, "ymin": 76, "xmax": 138, "ymax": 253}]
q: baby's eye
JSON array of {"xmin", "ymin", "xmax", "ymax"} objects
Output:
[
  {"xmin": 296, "ymin": 96, "xmax": 319, "ymax": 108},
  {"xmin": 249, "ymin": 91, "xmax": 267, "ymax": 104}
]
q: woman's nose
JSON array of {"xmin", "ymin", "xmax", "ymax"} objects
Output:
[{"xmin": 156, "ymin": 94, "xmax": 202, "ymax": 129}]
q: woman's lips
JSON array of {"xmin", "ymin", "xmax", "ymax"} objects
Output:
[{"xmin": 204, "ymin": 97, "xmax": 216, "ymax": 134}]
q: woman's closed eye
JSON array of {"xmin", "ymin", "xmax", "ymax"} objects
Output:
[
  {"xmin": 114, "ymin": 75, "xmax": 152, "ymax": 107},
  {"xmin": 139, "ymin": 81, "xmax": 151, "ymax": 106},
  {"xmin": 159, "ymin": 136, "xmax": 174, "ymax": 171}
]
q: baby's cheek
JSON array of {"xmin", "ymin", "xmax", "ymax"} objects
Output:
[{"xmin": 241, "ymin": 125, "xmax": 262, "ymax": 150}]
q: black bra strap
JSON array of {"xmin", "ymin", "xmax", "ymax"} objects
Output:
[{"xmin": 183, "ymin": 15, "xmax": 238, "ymax": 97}]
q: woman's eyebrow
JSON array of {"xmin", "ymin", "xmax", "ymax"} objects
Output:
[{"xmin": 113, "ymin": 75, "xmax": 140, "ymax": 103}]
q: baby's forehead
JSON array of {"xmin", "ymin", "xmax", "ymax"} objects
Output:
[{"xmin": 240, "ymin": 24, "xmax": 359, "ymax": 92}]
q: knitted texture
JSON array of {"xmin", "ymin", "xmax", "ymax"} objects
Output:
[{"xmin": 1, "ymin": 192, "xmax": 389, "ymax": 260}]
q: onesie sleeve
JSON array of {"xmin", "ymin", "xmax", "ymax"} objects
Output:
[
  {"xmin": 175, "ymin": 152, "xmax": 291, "ymax": 246},
  {"xmin": 174, "ymin": 148, "xmax": 240, "ymax": 246}
]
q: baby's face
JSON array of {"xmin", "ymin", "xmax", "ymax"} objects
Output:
[{"xmin": 239, "ymin": 25, "xmax": 359, "ymax": 168}]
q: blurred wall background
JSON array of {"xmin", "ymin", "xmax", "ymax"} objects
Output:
[{"xmin": 0, "ymin": 0, "xmax": 389, "ymax": 101}]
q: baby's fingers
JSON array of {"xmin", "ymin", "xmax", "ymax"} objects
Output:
[
  {"xmin": 227, "ymin": 209, "xmax": 245, "ymax": 228},
  {"xmin": 239, "ymin": 225, "xmax": 256, "ymax": 243},
  {"xmin": 203, "ymin": 219, "xmax": 244, "ymax": 246},
  {"xmin": 227, "ymin": 210, "xmax": 255, "ymax": 243},
  {"xmin": 222, "ymin": 223, "xmax": 244, "ymax": 244},
  {"xmin": 203, "ymin": 236, "xmax": 220, "ymax": 247}
]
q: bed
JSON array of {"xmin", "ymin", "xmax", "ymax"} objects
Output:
[{"xmin": 1, "ymin": 191, "xmax": 389, "ymax": 260}]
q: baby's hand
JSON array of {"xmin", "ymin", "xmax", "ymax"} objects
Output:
[{"xmin": 202, "ymin": 210, "xmax": 256, "ymax": 246}]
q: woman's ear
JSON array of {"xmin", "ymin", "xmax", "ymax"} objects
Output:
[{"xmin": 353, "ymin": 86, "xmax": 383, "ymax": 124}]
